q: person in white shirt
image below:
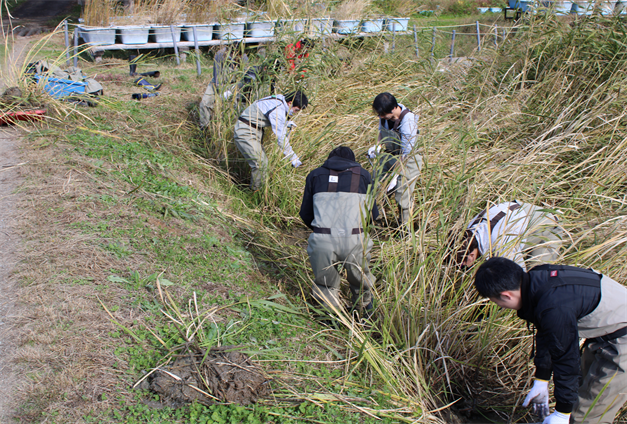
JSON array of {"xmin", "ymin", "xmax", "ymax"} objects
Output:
[
  {"xmin": 233, "ymin": 91, "xmax": 307, "ymax": 190},
  {"xmin": 368, "ymin": 92, "xmax": 423, "ymax": 226},
  {"xmin": 454, "ymin": 201, "xmax": 564, "ymax": 271}
]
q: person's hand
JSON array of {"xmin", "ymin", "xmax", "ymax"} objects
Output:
[
  {"xmin": 287, "ymin": 121, "xmax": 297, "ymax": 129},
  {"xmin": 291, "ymin": 158, "xmax": 302, "ymax": 168},
  {"xmin": 222, "ymin": 90, "xmax": 232, "ymax": 100},
  {"xmin": 367, "ymin": 145, "xmax": 382, "ymax": 159},
  {"xmin": 523, "ymin": 379, "xmax": 550, "ymax": 419},
  {"xmin": 542, "ymin": 411, "xmax": 570, "ymax": 424}
]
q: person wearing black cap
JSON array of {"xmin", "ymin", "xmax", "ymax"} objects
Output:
[
  {"xmin": 299, "ymin": 146, "xmax": 379, "ymax": 314},
  {"xmin": 474, "ymin": 257, "xmax": 627, "ymax": 424}
]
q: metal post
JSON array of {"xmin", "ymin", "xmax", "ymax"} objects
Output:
[
  {"xmin": 73, "ymin": 29, "xmax": 78, "ymax": 68},
  {"xmin": 449, "ymin": 30, "xmax": 456, "ymax": 60},
  {"xmin": 413, "ymin": 24, "xmax": 419, "ymax": 58},
  {"xmin": 392, "ymin": 25, "xmax": 396, "ymax": 53},
  {"xmin": 170, "ymin": 25, "xmax": 180, "ymax": 65},
  {"xmin": 64, "ymin": 20, "xmax": 71, "ymax": 66},
  {"xmin": 192, "ymin": 26, "xmax": 201, "ymax": 76},
  {"xmin": 494, "ymin": 25, "xmax": 498, "ymax": 47},
  {"xmin": 431, "ymin": 27, "xmax": 436, "ymax": 57},
  {"xmin": 476, "ymin": 21, "xmax": 481, "ymax": 51}
]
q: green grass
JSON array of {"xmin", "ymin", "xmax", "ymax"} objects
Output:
[{"xmin": 14, "ymin": 51, "xmax": 416, "ymax": 420}]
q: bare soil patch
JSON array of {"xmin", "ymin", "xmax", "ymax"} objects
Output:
[{"xmin": 142, "ymin": 346, "xmax": 269, "ymax": 407}]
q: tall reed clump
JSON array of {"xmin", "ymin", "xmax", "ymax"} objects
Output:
[
  {"xmin": 82, "ymin": 0, "xmax": 241, "ymax": 26},
  {"xmin": 82, "ymin": 0, "xmax": 119, "ymax": 26},
  {"xmin": 331, "ymin": 0, "xmax": 375, "ymax": 20},
  {"xmin": 215, "ymin": 12, "xmax": 627, "ymax": 422}
]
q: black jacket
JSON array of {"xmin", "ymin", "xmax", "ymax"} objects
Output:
[
  {"xmin": 517, "ymin": 264, "xmax": 601, "ymax": 413},
  {"xmin": 299, "ymin": 156, "xmax": 379, "ymax": 229}
]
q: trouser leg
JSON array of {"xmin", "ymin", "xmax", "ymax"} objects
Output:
[
  {"xmin": 342, "ymin": 236, "xmax": 375, "ymax": 309},
  {"xmin": 233, "ymin": 122, "xmax": 268, "ymax": 190},
  {"xmin": 307, "ymin": 234, "xmax": 342, "ymax": 310},
  {"xmin": 395, "ymin": 153, "xmax": 423, "ymax": 225},
  {"xmin": 572, "ymin": 337, "xmax": 627, "ymax": 424},
  {"xmin": 199, "ymin": 84, "xmax": 216, "ymax": 128}
]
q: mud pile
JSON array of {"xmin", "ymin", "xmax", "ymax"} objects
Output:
[{"xmin": 143, "ymin": 346, "xmax": 269, "ymax": 407}]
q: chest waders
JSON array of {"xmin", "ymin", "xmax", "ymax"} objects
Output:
[
  {"xmin": 573, "ymin": 274, "xmax": 627, "ymax": 423},
  {"xmin": 307, "ymin": 167, "xmax": 375, "ymax": 312},
  {"xmin": 199, "ymin": 82, "xmax": 217, "ymax": 128},
  {"xmin": 527, "ymin": 267, "xmax": 627, "ymax": 423},
  {"xmin": 517, "ymin": 203, "xmax": 563, "ymax": 269},
  {"xmin": 473, "ymin": 202, "xmax": 563, "ymax": 269},
  {"xmin": 233, "ymin": 97, "xmax": 282, "ymax": 190},
  {"xmin": 378, "ymin": 109, "xmax": 423, "ymax": 225}
]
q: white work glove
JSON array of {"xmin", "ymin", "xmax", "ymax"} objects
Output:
[
  {"xmin": 542, "ymin": 411, "xmax": 570, "ymax": 424},
  {"xmin": 291, "ymin": 157, "xmax": 302, "ymax": 168},
  {"xmin": 387, "ymin": 174, "xmax": 399, "ymax": 193},
  {"xmin": 286, "ymin": 121, "xmax": 297, "ymax": 129},
  {"xmin": 222, "ymin": 90, "xmax": 233, "ymax": 100},
  {"xmin": 367, "ymin": 145, "xmax": 382, "ymax": 159},
  {"xmin": 523, "ymin": 379, "xmax": 550, "ymax": 419}
]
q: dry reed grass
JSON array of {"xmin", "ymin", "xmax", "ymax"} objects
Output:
[
  {"xmin": 83, "ymin": 0, "xmax": 241, "ymax": 26},
  {"xmin": 331, "ymin": 0, "xmax": 374, "ymax": 20},
  {"xmin": 195, "ymin": 13, "xmax": 627, "ymax": 421}
]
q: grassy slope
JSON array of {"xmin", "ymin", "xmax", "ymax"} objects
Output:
[{"xmin": 10, "ymin": 34, "xmax": 419, "ymax": 424}]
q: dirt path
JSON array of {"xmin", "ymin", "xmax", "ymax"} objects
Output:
[
  {"xmin": 0, "ymin": 127, "xmax": 24, "ymax": 423},
  {"xmin": 0, "ymin": 32, "xmax": 34, "ymax": 424}
]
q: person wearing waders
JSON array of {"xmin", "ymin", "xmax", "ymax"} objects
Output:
[
  {"xmin": 367, "ymin": 92, "xmax": 422, "ymax": 227},
  {"xmin": 234, "ymin": 91, "xmax": 307, "ymax": 190},
  {"xmin": 453, "ymin": 201, "xmax": 564, "ymax": 271},
  {"xmin": 474, "ymin": 257, "xmax": 627, "ymax": 424},
  {"xmin": 199, "ymin": 47, "xmax": 249, "ymax": 129},
  {"xmin": 299, "ymin": 146, "xmax": 379, "ymax": 316}
]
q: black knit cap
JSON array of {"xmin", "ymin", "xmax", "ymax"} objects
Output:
[{"xmin": 328, "ymin": 146, "xmax": 355, "ymax": 161}]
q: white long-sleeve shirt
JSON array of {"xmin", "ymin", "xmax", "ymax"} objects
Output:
[
  {"xmin": 378, "ymin": 103, "xmax": 418, "ymax": 157},
  {"xmin": 467, "ymin": 201, "xmax": 546, "ymax": 271},
  {"xmin": 255, "ymin": 95, "xmax": 298, "ymax": 161}
]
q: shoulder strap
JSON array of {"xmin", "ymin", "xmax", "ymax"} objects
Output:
[
  {"xmin": 392, "ymin": 108, "xmax": 411, "ymax": 132},
  {"xmin": 263, "ymin": 104, "xmax": 281, "ymax": 121},
  {"xmin": 470, "ymin": 203, "xmax": 520, "ymax": 229},
  {"xmin": 326, "ymin": 167, "xmax": 362, "ymax": 193},
  {"xmin": 531, "ymin": 265, "xmax": 601, "ymax": 300},
  {"xmin": 488, "ymin": 203, "xmax": 520, "ymax": 231}
]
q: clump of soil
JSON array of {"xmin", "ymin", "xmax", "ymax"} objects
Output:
[
  {"xmin": 143, "ymin": 346, "xmax": 269, "ymax": 408},
  {"xmin": 1, "ymin": 87, "xmax": 43, "ymax": 109}
]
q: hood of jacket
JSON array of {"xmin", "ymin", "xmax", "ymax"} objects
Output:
[{"xmin": 321, "ymin": 156, "xmax": 360, "ymax": 172}]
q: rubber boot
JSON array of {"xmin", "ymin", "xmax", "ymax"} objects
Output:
[
  {"xmin": 129, "ymin": 55, "xmax": 138, "ymax": 76},
  {"xmin": 134, "ymin": 77, "xmax": 162, "ymax": 91},
  {"xmin": 139, "ymin": 71, "xmax": 160, "ymax": 78},
  {"xmin": 132, "ymin": 92, "xmax": 159, "ymax": 100}
]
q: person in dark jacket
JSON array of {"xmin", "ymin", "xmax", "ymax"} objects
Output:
[
  {"xmin": 300, "ymin": 146, "xmax": 379, "ymax": 313},
  {"xmin": 474, "ymin": 257, "xmax": 627, "ymax": 424}
]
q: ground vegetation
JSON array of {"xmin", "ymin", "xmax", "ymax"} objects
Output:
[{"xmin": 2, "ymin": 8, "xmax": 627, "ymax": 424}]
